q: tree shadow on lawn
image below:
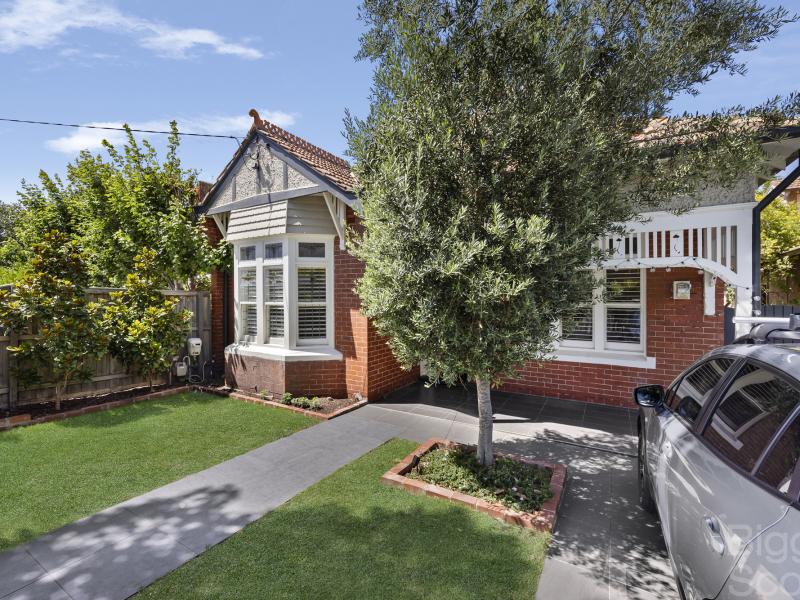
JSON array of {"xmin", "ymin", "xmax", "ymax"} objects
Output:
[{"xmin": 139, "ymin": 497, "xmax": 549, "ymax": 600}]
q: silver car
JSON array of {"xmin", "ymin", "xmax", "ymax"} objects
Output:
[{"xmin": 635, "ymin": 344, "xmax": 800, "ymax": 600}]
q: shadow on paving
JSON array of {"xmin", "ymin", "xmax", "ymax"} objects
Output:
[{"xmin": 2, "ymin": 484, "xmax": 259, "ymax": 600}]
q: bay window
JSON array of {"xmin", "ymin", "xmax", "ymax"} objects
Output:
[
  {"xmin": 233, "ymin": 236, "xmax": 334, "ymax": 350},
  {"xmin": 561, "ymin": 268, "xmax": 645, "ymax": 354}
]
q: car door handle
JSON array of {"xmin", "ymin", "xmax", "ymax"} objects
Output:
[
  {"xmin": 703, "ymin": 516, "xmax": 726, "ymax": 556},
  {"xmin": 663, "ymin": 440, "xmax": 673, "ymax": 458}
]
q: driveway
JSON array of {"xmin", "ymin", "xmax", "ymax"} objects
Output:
[{"xmin": 373, "ymin": 383, "xmax": 679, "ymax": 600}]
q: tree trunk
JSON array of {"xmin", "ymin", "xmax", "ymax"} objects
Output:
[{"xmin": 475, "ymin": 377, "xmax": 494, "ymax": 466}]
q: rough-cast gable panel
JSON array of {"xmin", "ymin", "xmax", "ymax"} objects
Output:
[
  {"xmin": 209, "ymin": 141, "xmax": 316, "ymax": 211},
  {"xmin": 661, "ymin": 174, "xmax": 756, "ymax": 210}
]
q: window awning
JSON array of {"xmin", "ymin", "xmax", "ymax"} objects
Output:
[{"xmin": 226, "ymin": 196, "xmax": 337, "ymax": 242}]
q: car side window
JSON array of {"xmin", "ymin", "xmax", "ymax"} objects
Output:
[
  {"xmin": 703, "ymin": 362, "xmax": 800, "ymax": 475},
  {"xmin": 668, "ymin": 358, "xmax": 735, "ymax": 423},
  {"xmin": 755, "ymin": 415, "xmax": 800, "ymax": 498}
]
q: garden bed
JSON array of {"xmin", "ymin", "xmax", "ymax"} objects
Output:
[
  {"xmin": 382, "ymin": 438, "xmax": 566, "ymax": 532},
  {"xmin": 201, "ymin": 387, "xmax": 367, "ymax": 421},
  {"xmin": 0, "ymin": 384, "xmax": 192, "ymax": 430}
]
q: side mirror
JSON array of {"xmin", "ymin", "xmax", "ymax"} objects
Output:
[{"xmin": 634, "ymin": 384, "xmax": 665, "ymax": 408}]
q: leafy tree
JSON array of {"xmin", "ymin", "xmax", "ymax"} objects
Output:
[
  {"xmin": 0, "ymin": 231, "xmax": 107, "ymax": 410},
  {"xmin": 101, "ymin": 249, "xmax": 192, "ymax": 390},
  {"xmin": 348, "ymin": 0, "xmax": 798, "ymax": 464},
  {"xmin": 10, "ymin": 123, "xmax": 224, "ymax": 289},
  {"xmin": 758, "ymin": 181, "xmax": 800, "ymax": 303}
]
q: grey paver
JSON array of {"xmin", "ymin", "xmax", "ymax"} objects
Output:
[{"xmin": 0, "ymin": 548, "xmax": 46, "ymax": 598}]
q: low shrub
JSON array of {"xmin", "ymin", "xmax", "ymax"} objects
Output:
[
  {"xmin": 408, "ymin": 446, "xmax": 552, "ymax": 512},
  {"xmin": 279, "ymin": 393, "xmax": 322, "ymax": 411}
]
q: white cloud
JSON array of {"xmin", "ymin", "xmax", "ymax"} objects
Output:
[
  {"xmin": 45, "ymin": 110, "xmax": 298, "ymax": 154},
  {"xmin": 0, "ymin": 0, "xmax": 264, "ymax": 59}
]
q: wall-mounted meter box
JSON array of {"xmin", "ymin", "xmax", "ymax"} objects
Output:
[
  {"xmin": 673, "ymin": 281, "xmax": 692, "ymax": 300},
  {"xmin": 187, "ymin": 338, "xmax": 202, "ymax": 357}
]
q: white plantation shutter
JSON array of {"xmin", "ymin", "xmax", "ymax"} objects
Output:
[
  {"xmin": 264, "ymin": 266, "xmax": 284, "ymax": 340},
  {"xmin": 297, "ymin": 267, "xmax": 327, "ymax": 341},
  {"xmin": 563, "ymin": 306, "xmax": 593, "ymax": 342},
  {"xmin": 605, "ymin": 270, "xmax": 642, "ymax": 346}
]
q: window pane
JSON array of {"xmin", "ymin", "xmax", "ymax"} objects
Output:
[
  {"xmin": 241, "ymin": 304, "xmax": 257, "ymax": 338},
  {"xmin": 755, "ymin": 417, "xmax": 800, "ymax": 496},
  {"xmin": 606, "ymin": 308, "xmax": 641, "ymax": 344},
  {"xmin": 297, "ymin": 268, "xmax": 326, "ymax": 302},
  {"xmin": 267, "ymin": 305, "xmax": 284, "ymax": 338},
  {"xmin": 298, "ymin": 306, "xmax": 326, "ymax": 339},
  {"xmin": 240, "ymin": 246, "xmax": 255, "ymax": 261},
  {"xmin": 670, "ymin": 358, "xmax": 735, "ymax": 423},
  {"xmin": 239, "ymin": 268, "xmax": 257, "ymax": 302},
  {"xmin": 606, "ymin": 269, "xmax": 640, "ymax": 302},
  {"xmin": 298, "ymin": 242, "xmax": 325, "ymax": 258},
  {"xmin": 704, "ymin": 363, "xmax": 799, "ymax": 473},
  {"xmin": 265, "ymin": 242, "xmax": 283, "ymax": 260},
  {"xmin": 563, "ymin": 306, "xmax": 593, "ymax": 342},
  {"xmin": 265, "ymin": 267, "xmax": 283, "ymax": 302}
]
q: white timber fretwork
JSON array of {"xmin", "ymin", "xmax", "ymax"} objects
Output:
[{"xmin": 600, "ymin": 202, "xmax": 753, "ymax": 323}]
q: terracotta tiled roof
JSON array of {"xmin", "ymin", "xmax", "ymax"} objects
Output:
[
  {"xmin": 785, "ymin": 177, "xmax": 800, "ymax": 191},
  {"xmin": 249, "ymin": 109, "xmax": 355, "ymax": 193}
]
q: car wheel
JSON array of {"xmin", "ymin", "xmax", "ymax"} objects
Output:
[{"xmin": 638, "ymin": 430, "xmax": 656, "ymax": 514}]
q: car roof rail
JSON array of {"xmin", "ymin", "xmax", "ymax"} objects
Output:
[{"xmin": 734, "ymin": 314, "xmax": 800, "ymax": 345}]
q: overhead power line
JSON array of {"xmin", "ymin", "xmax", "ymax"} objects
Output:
[{"xmin": 0, "ymin": 117, "xmax": 241, "ymax": 144}]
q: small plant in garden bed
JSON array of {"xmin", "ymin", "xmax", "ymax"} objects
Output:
[
  {"xmin": 280, "ymin": 393, "xmax": 323, "ymax": 411},
  {"xmin": 408, "ymin": 446, "xmax": 552, "ymax": 512}
]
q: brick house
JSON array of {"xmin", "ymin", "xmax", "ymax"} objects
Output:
[{"xmin": 197, "ymin": 111, "xmax": 800, "ymax": 406}]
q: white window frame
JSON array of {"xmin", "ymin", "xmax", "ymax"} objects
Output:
[
  {"xmin": 560, "ymin": 268, "xmax": 647, "ymax": 357},
  {"xmin": 233, "ymin": 235, "xmax": 334, "ymax": 351}
]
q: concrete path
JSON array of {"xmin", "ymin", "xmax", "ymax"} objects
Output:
[
  {"xmin": 0, "ymin": 384, "xmax": 677, "ymax": 600},
  {"xmin": 0, "ymin": 413, "xmax": 400, "ymax": 600}
]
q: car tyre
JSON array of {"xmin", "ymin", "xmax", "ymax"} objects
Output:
[{"xmin": 638, "ymin": 430, "xmax": 656, "ymax": 514}]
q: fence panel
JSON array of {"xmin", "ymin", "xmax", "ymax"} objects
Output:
[
  {"xmin": 0, "ymin": 288, "xmax": 212, "ymax": 411},
  {"xmin": 761, "ymin": 304, "xmax": 800, "ymax": 318}
]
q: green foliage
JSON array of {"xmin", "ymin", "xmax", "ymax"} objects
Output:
[
  {"xmin": 409, "ymin": 446, "xmax": 552, "ymax": 512},
  {"xmin": 100, "ymin": 249, "xmax": 191, "ymax": 389},
  {"xmin": 10, "ymin": 123, "xmax": 225, "ymax": 289},
  {"xmin": 758, "ymin": 182, "xmax": 800, "ymax": 302},
  {"xmin": 348, "ymin": 0, "xmax": 799, "ymax": 386},
  {"xmin": 0, "ymin": 231, "xmax": 107, "ymax": 408},
  {"xmin": 279, "ymin": 392, "xmax": 322, "ymax": 410}
]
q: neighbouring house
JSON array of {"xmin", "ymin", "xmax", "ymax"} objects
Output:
[{"xmin": 197, "ymin": 110, "xmax": 800, "ymax": 406}]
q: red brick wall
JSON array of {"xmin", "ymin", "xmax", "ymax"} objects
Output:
[
  {"xmin": 500, "ymin": 268, "xmax": 725, "ymax": 407},
  {"xmin": 367, "ymin": 322, "xmax": 419, "ymax": 400}
]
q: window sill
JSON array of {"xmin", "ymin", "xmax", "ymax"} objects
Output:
[
  {"xmin": 225, "ymin": 343, "xmax": 343, "ymax": 362},
  {"xmin": 554, "ymin": 348, "xmax": 656, "ymax": 369}
]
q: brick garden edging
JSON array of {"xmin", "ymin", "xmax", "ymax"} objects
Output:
[
  {"xmin": 382, "ymin": 438, "xmax": 567, "ymax": 533},
  {"xmin": 0, "ymin": 385, "xmax": 193, "ymax": 431},
  {"xmin": 0, "ymin": 384, "xmax": 368, "ymax": 433},
  {"xmin": 194, "ymin": 386, "xmax": 368, "ymax": 421}
]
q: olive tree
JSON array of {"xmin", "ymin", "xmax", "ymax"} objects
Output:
[{"xmin": 347, "ymin": 0, "xmax": 798, "ymax": 464}]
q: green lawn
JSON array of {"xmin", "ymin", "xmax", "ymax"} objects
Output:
[
  {"xmin": 137, "ymin": 439, "xmax": 550, "ymax": 600},
  {"xmin": 0, "ymin": 392, "xmax": 315, "ymax": 551}
]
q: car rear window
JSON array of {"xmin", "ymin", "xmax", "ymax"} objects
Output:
[
  {"xmin": 668, "ymin": 358, "xmax": 735, "ymax": 424},
  {"xmin": 703, "ymin": 363, "xmax": 800, "ymax": 475}
]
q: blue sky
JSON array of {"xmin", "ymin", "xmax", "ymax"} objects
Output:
[{"xmin": 0, "ymin": 0, "xmax": 798, "ymax": 204}]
